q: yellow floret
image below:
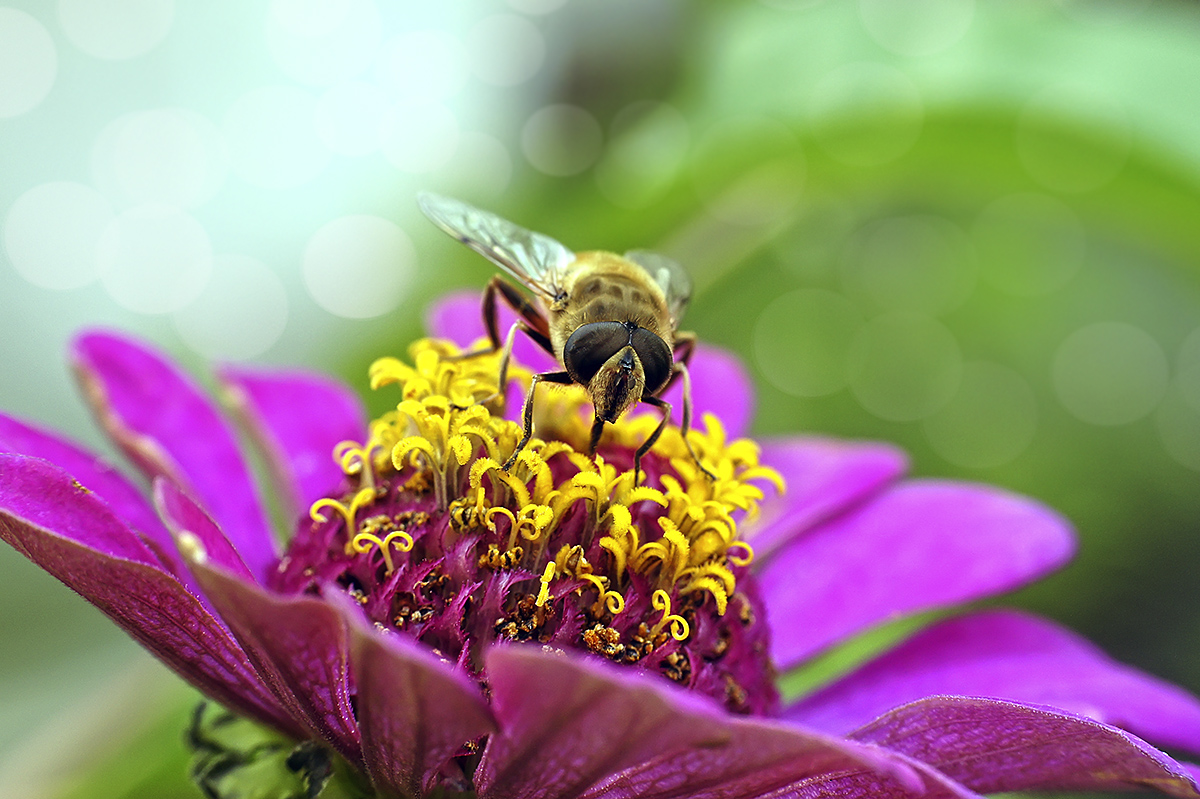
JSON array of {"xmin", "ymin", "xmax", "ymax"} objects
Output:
[{"xmin": 310, "ymin": 338, "xmax": 784, "ymax": 629}]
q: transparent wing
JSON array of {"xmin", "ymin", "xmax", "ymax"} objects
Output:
[
  {"xmin": 624, "ymin": 249, "xmax": 692, "ymax": 327},
  {"xmin": 418, "ymin": 192, "xmax": 574, "ymax": 299}
]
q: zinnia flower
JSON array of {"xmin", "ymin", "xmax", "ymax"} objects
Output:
[{"xmin": 2, "ymin": 294, "xmax": 1199, "ymax": 799}]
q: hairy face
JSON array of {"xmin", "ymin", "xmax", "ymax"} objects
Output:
[{"xmin": 589, "ymin": 345, "xmax": 646, "ymax": 423}]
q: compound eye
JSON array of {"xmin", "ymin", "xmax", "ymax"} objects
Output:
[
  {"xmin": 564, "ymin": 321, "xmax": 629, "ymax": 383},
  {"xmin": 631, "ymin": 328, "xmax": 673, "ymax": 394}
]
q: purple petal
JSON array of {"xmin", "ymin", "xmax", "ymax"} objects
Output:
[
  {"xmin": 852, "ymin": 696, "xmax": 1200, "ymax": 798},
  {"xmin": 759, "ymin": 480, "xmax": 1076, "ymax": 670},
  {"xmin": 334, "ymin": 590, "xmax": 495, "ymax": 798},
  {"xmin": 476, "ymin": 646, "xmax": 731, "ymax": 799},
  {"xmin": 658, "ymin": 344, "xmax": 754, "ymax": 440},
  {"xmin": 426, "ymin": 290, "xmax": 484, "ymax": 346},
  {"xmin": 784, "ymin": 609, "xmax": 1200, "ymax": 755},
  {"xmin": 747, "ymin": 437, "xmax": 908, "ymax": 564},
  {"xmin": 188, "ymin": 559, "xmax": 361, "ymax": 764},
  {"xmin": 0, "ymin": 452, "xmax": 158, "ymax": 565},
  {"xmin": 427, "ymin": 290, "xmax": 559, "ymax": 373},
  {"xmin": 580, "ymin": 715, "xmax": 923, "ymax": 799},
  {"xmin": 0, "ymin": 412, "xmax": 182, "ymax": 572},
  {"xmin": 154, "ymin": 478, "xmax": 254, "ymax": 582},
  {"xmin": 0, "ymin": 454, "xmax": 297, "ymax": 736},
  {"xmin": 796, "ymin": 752, "xmax": 984, "ymax": 799},
  {"xmin": 217, "ymin": 366, "xmax": 366, "ymax": 525},
  {"xmin": 72, "ymin": 331, "xmax": 278, "ymax": 581}
]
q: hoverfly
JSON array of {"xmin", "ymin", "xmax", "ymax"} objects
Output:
[{"xmin": 417, "ymin": 193, "xmax": 710, "ymax": 482}]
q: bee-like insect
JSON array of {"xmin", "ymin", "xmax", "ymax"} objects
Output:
[{"xmin": 417, "ymin": 192, "xmax": 710, "ymax": 481}]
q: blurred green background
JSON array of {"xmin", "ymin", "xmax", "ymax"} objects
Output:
[{"xmin": 3, "ymin": 0, "xmax": 1200, "ymax": 795}]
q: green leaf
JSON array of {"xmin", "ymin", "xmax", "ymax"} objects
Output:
[{"xmin": 185, "ymin": 703, "xmax": 373, "ymax": 799}]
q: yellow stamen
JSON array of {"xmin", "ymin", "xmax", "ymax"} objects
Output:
[
  {"xmin": 579, "ymin": 573, "xmax": 626, "ymax": 616},
  {"xmin": 310, "ymin": 339, "xmax": 787, "ymax": 661},
  {"xmin": 601, "ymin": 590, "xmax": 625, "ymax": 615},
  {"xmin": 679, "ymin": 573, "xmax": 730, "ymax": 616},
  {"xmin": 727, "ymin": 541, "xmax": 755, "ymax": 567},
  {"xmin": 310, "ymin": 486, "xmax": 378, "ymax": 538},
  {"xmin": 333, "ymin": 440, "xmax": 384, "ymax": 490},
  {"xmin": 535, "ymin": 561, "xmax": 557, "ymax": 607},
  {"xmin": 484, "ymin": 506, "xmax": 517, "ymax": 537},
  {"xmin": 349, "ymin": 528, "xmax": 414, "ymax": 574},
  {"xmin": 650, "ymin": 589, "xmax": 690, "ymax": 641}
]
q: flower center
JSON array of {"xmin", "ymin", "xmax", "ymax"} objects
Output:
[{"xmin": 272, "ymin": 339, "xmax": 783, "ymax": 716}]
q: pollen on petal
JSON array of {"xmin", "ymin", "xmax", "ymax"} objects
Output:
[{"xmin": 178, "ymin": 529, "xmax": 208, "ymax": 564}]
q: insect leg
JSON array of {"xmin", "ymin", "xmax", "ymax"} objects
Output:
[
  {"xmin": 674, "ymin": 361, "xmax": 715, "ymax": 481},
  {"xmin": 451, "ymin": 319, "xmax": 521, "ymax": 411},
  {"xmin": 449, "ymin": 276, "xmax": 554, "ymax": 360},
  {"xmin": 636, "ymin": 395, "xmax": 672, "ymax": 486},
  {"xmin": 673, "ymin": 330, "xmax": 697, "ymax": 364},
  {"xmin": 654, "ymin": 330, "xmax": 697, "ymax": 395},
  {"xmin": 448, "ymin": 277, "xmax": 555, "ymax": 410},
  {"xmin": 641, "ymin": 334, "xmax": 715, "ymax": 482},
  {"xmin": 446, "ymin": 276, "xmax": 504, "ymax": 359},
  {"xmin": 588, "ymin": 414, "xmax": 606, "ymax": 454},
  {"xmin": 494, "ymin": 278, "xmax": 553, "ymax": 352},
  {"xmin": 474, "ymin": 313, "xmax": 558, "ymax": 409},
  {"xmin": 504, "ymin": 370, "xmax": 573, "ymax": 471}
]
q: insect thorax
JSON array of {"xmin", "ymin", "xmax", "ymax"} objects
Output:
[{"xmin": 551, "ymin": 251, "xmax": 674, "ymax": 359}]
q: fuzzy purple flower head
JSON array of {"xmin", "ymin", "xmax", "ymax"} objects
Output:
[{"xmin": 3, "ymin": 297, "xmax": 1200, "ymax": 798}]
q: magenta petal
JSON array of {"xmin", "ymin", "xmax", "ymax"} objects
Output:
[
  {"xmin": 852, "ymin": 696, "xmax": 1200, "ymax": 798},
  {"xmin": 785, "ymin": 609, "xmax": 1200, "ymax": 755},
  {"xmin": 794, "ymin": 752, "xmax": 984, "ymax": 799},
  {"xmin": 579, "ymin": 715, "xmax": 923, "ymax": 799},
  {"xmin": 72, "ymin": 331, "xmax": 277, "ymax": 581},
  {"xmin": 334, "ymin": 591, "xmax": 495, "ymax": 798},
  {"xmin": 217, "ymin": 367, "xmax": 366, "ymax": 525},
  {"xmin": 0, "ymin": 455, "xmax": 296, "ymax": 736},
  {"xmin": 154, "ymin": 478, "xmax": 254, "ymax": 582},
  {"xmin": 759, "ymin": 480, "xmax": 1076, "ymax": 670},
  {"xmin": 189, "ymin": 560, "xmax": 360, "ymax": 763},
  {"xmin": 427, "ymin": 290, "xmax": 485, "ymax": 347},
  {"xmin": 0, "ymin": 412, "xmax": 180, "ymax": 570},
  {"xmin": 476, "ymin": 646, "xmax": 730, "ymax": 799},
  {"xmin": 427, "ymin": 290, "xmax": 559, "ymax": 373},
  {"xmin": 658, "ymin": 344, "xmax": 754, "ymax": 440},
  {"xmin": 748, "ymin": 437, "xmax": 908, "ymax": 564},
  {"xmin": 1, "ymin": 452, "xmax": 158, "ymax": 565}
]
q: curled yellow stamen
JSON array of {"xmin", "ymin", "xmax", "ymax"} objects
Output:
[
  {"xmin": 333, "ymin": 440, "xmax": 383, "ymax": 490},
  {"xmin": 485, "ymin": 506, "xmax": 518, "ymax": 536},
  {"xmin": 727, "ymin": 541, "xmax": 755, "ymax": 567},
  {"xmin": 485, "ymin": 504, "xmax": 555, "ymax": 550},
  {"xmin": 517, "ymin": 505, "xmax": 555, "ymax": 542},
  {"xmin": 310, "ymin": 486, "xmax": 377, "ymax": 533},
  {"xmin": 602, "ymin": 590, "xmax": 625, "ymax": 614},
  {"xmin": 349, "ymin": 529, "xmax": 414, "ymax": 574},
  {"xmin": 651, "ymin": 589, "xmax": 690, "ymax": 641},
  {"xmin": 581, "ymin": 573, "xmax": 607, "ymax": 597},
  {"xmin": 582, "ymin": 572, "xmax": 625, "ymax": 616}
]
